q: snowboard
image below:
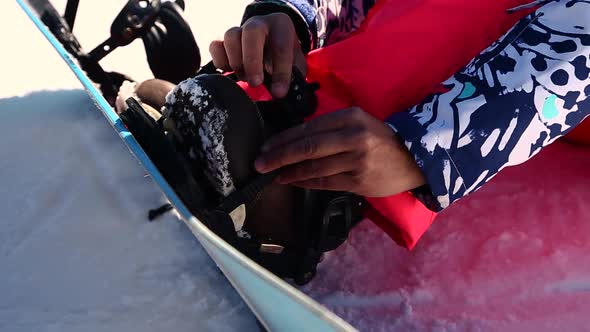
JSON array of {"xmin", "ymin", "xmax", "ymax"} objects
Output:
[{"xmin": 16, "ymin": 0, "xmax": 356, "ymax": 330}]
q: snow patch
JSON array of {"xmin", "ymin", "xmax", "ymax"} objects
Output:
[{"xmin": 165, "ymin": 78, "xmax": 236, "ymax": 198}]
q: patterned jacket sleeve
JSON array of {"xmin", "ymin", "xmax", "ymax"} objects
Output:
[{"xmin": 387, "ymin": 0, "xmax": 590, "ymax": 211}]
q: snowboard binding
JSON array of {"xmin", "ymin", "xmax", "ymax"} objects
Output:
[
  {"xmin": 30, "ymin": 0, "xmax": 200, "ymax": 103},
  {"xmin": 120, "ymin": 67, "xmax": 366, "ymax": 284},
  {"xmin": 32, "ymin": 0, "xmax": 365, "ymax": 284}
]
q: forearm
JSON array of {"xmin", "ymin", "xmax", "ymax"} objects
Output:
[{"xmin": 388, "ymin": 0, "xmax": 590, "ymax": 211}]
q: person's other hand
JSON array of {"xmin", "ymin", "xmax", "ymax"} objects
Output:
[
  {"xmin": 209, "ymin": 13, "xmax": 307, "ymax": 98},
  {"xmin": 254, "ymin": 107, "xmax": 426, "ymax": 197}
]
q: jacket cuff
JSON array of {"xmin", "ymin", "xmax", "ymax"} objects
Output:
[{"xmin": 386, "ymin": 112, "xmax": 453, "ymax": 212}]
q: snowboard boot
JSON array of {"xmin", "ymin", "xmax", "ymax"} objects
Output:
[{"xmin": 120, "ymin": 68, "xmax": 366, "ymax": 284}]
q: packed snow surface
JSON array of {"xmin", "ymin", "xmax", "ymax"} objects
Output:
[
  {"xmin": 305, "ymin": 141, "xmax": 590, "ymax": 331},
  {"xmin": 2, "ymin": 1, "xmax": 590, "ymax": 331},
  {"xmin": 0, "ymin": 91, "xmax": 258, "ymax": 332}
]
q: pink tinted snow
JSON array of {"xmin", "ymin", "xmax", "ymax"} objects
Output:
[{"xmin": 307, "ymin": 141, "xmax": 590, "ymax": 331}]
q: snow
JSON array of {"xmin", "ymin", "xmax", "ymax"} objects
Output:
[
  {"xmin": 0, "ymin": 90, "xmax": 258, "ymax": 332},
  {"xmin": 304, "ymin": 142, "xmax": 590, "ymax": 331},
  {"xmin": 2, "ymin": 1, "xmax": 590, "ymax": 331}
]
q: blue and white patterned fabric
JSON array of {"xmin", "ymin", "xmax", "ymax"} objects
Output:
[
  {"xmin": 387, "ymin": 0, "xmax": 590, "ymax": 210},
  {"xmin": 243, "ymin": 0, "xmax": 590, "ymax": 211}
]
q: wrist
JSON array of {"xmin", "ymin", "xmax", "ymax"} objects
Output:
[
  {"xmin": 387, "ymin": 123, "xmax": 424, "ymax": 178},
  {"xmin": 386, "ymin": 122, "xmax": 437, "ymax": 204}
]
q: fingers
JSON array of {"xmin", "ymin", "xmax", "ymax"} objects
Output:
[
  {"xmin": 256, "ymin": 128, "xmax": 360, "ymax": 173},
  {"xmin": 241, "ymin": 19, "xmax": 268, "ymax": 86},
  {"xmin": 209, "ymin": 13, "xmax": 300, "ymax": 96},
  {"xmin": 261, "ymin": 107, "xmax": 365, "ymax": 152},
  {"xmin": 276, "ymin": 152, "xmax": 358, "ymax": 184},
  {"xmin": 135, "ymin": 79, "xmax": 176, "ymax": 110},
  {"xmin": 268, "ymin": 14, "xmax": 296, "ymax": 97},
  {"xmin": 213, "ymin": 24, "xmax": 266, "ymax": 83},
  {"xmin": 209, "ymin": 40, "xmax": 230, "ymax": 71},
  {"xmin": 223, "ymin": 27, "xmax": 244, "ymax": 78}
]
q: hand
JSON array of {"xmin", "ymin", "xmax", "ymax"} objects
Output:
[
  {"xmin": 254, "ymin": 107, "xmax": 427, "ymax": 197},
  {"xmin": 209, "ymin": 13, "xmax": 307, "ymax": 98}
]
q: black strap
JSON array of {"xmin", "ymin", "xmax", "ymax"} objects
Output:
[
  {"xmin": 217, "ymin": 172, "xmax": 278, "ymax": 214},
  {"xmin": 142, "ymin": 1, "xmax": 200, "ymax": 83},
  {"xmin": 64, "ymin": 0, "xmax": 79, "ymax": 30},
  {"xmin": 121, "ymin": 98, "xmax": 208, "ymax": 213}
]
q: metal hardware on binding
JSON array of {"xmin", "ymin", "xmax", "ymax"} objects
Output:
[
  {"xmin": 259, "ymin": 244, "xmax": 285, "ymax": 254},
  {"xmin": 228, "ymin": 204, "xmax": 246, "ymax": 232}
]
